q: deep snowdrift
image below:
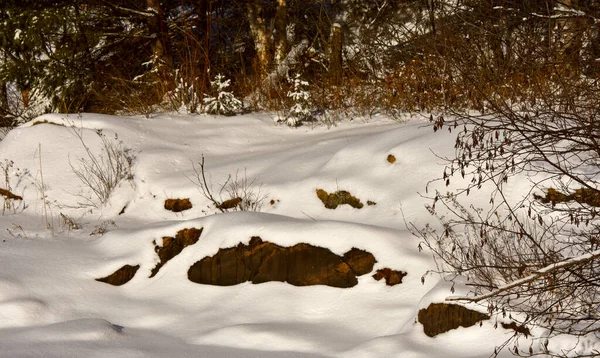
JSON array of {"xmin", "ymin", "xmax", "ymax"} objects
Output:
[{"xmin": 0, "ymin": 113, "xmax": 516, "ymax": 357}]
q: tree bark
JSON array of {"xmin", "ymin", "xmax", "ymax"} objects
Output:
[
  {"xmin": 197, "ymin": 0, "xmax": 211, "ymax": 93},
  {"xmin": 0, "ymin": 81, "xmax": 7, "ymax": 110},
  {"xmin": 329, "ymin": 23, "xmax": 343, "ymax": 86},
  {"xmin": 146, "ymin": 0, "xmax": 173, "ymax": 75},
  {"xmin": 273, "ymin": 0, "xmax": 288, "ymax": 65},
  {"xmin": 247, "ymin": 0, "xmax": 271, "ymax": 76},
  {"xmin": 558, "ymin": 0, "xmax": 584, "ymax": 68}
]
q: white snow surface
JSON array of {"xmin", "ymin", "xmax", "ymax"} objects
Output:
[{"xmin": 0, "ymin": 113, "xmax": 518, "ymax": 357}]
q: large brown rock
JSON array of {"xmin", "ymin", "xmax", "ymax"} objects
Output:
[
  {"xmin": 418, "ymin": 303, "xmax": 490, "ymax": 337},
  {"xmin": 150, "ymin": 227, "xmax": 203, "ymax": 277},
  {"xmin": 187, "ymin": 237, "xmax": 376, "ymax": 288},
  {"xmin": 96, "ymin": 264, "xmax": 140, "ymax": 286}
]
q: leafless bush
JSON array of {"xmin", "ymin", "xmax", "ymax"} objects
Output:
[
  {"xmin": 187, "ymin": 155, "xmax": 267, "ymax": 213},
  {"xmin": 224, "ymin": 169, "xmax": 268, "ymax": 212},
  {"xmin": 414, "ymin": 72, "xmax": 600, "ymax": 357},
  {"xmin": 69, "ymin": 125, "xmax": 135, "ymax": 207}
]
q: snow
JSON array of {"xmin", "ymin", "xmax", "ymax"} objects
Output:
[{"xmin": 0, "ymin": 112, "xmax": 518, "ymax": 357}]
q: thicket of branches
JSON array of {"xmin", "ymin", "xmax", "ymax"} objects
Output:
[
  {"xmin": 412, "ymin": 1, "xmax": 600, "ymax": 357},
  {"xmin": 4, "ymin": 1, "xmax": 596, "ymax": 124}
]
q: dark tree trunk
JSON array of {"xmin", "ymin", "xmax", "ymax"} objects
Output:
[
  {"xmin": 146, "ymin": 0, "xmax": 172, "ymax": 73},
  {"xmin": 329, "ymin": 23, "xmax": 343, "ymax": 86}
]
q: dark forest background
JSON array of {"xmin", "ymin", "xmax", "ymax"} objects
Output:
[{"xmin": 0, "ymin": 0, "xmax": 598, "ymax": 124}]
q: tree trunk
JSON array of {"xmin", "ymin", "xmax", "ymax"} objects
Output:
[
  {"xmin": 146, "ymin": 0, "xmax": 173, "ymax": 75},
  {"xmin": 197, "ymin": 0, "xmax": 211, "ymax": 94},
  {"xmin": 21, "ymin": 88, "xmax": 30, "ymax": 109},
  {"xmin": 0, "ymin": 81, "xmax": 7, "ymax": 110},
  {"xmin": 273, "ymin": 0, "xmax": 288, "ymax": 65},
  {"xmin": 329, "ymin": 23, "xmax": 343, "ymax": 86},
  {"xmin": 558, "ymin": 0, "xmax": 584, "ymax": 69},
  {"xmin": 428, "ymin": 0, "xmax": 436, "ymax": 36},
  {"xmin": 0, "ymin": 81, "xmax": 9, "ymax": 127},
  {"xmin": 247, "ymin": 0, "xmax": 271, "ymax": 76}
]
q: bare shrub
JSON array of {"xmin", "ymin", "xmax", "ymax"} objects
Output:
[
  {"xmin": 187, "ymin": 155, "xmax": 267, "ymax": 213},
  {"xmin": 69, "ymin": 124, "xmax": 135, "ymax": 207},
  {"xmin": 414, "ymin": 73, "xmax": 600, "ymax": 357},
  {"xmin": 223, "ymin": 169, "xmax": 267, "ymax": 212}
]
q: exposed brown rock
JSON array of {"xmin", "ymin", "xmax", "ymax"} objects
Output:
[
  {"xmin": 0, "ymin": 188, "xmax": 22, "ymax": 200},
  {"xmin": 343, "ymin": 248, "xmax": 377, "ymax": 275},
  {"xmin": 187, "ymin": 236, "xmax": 376, "ymax": 288},
  {"xmin": 387, "ymin": 154, "xmax": 396, "ymax": 163},
  {"xmin": 372, "ymin": 268, "xmax": 407, "ymax": 286},
  {"xmin": 150, "ymin": 227, "xmax": 203, "ymax": 277},
  {"xmin": 534, "ymin": 187, "xmax": 600, "ymax": 207},
  {"xmin": 217, "ymin": 197, "xmax": 242, "ymax": 210},
  {"xmin": 96, "ymin": 264, "xmax": 140, "ymax": 286},
  {"xmin": 501, "ymin": 322, "xmax": 531, "ymax": 337},
  {"xmin": 164, "ymin": 198, "xmax": 193, "ymax": 212},
  {"xmin": 316, "ymin": 189, "xmax": 364, "ymax": 209},
  {"xmin": 418, "ymin": 303, "xmax": 490, "ymax": 337}
]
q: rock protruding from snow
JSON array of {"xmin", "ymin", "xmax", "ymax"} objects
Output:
[
  {"xmin": 164, "ymin": 198, "xmax": 193, "ymax": 212},
  {"xmin": 150, "ymin": 228, "xmax": 203, "ymax": 277},
  {"xmin": 418, "ymin": 303, "xmax": 489, "ymax": 337},
  {"xmin": 316, "ymin": 189, "xmax": 364, "ymax": 209},
  {"xmin": 187, "ymin": 236, "xmax": 376, "ymax": 288},
  {"xmin": 372, "ymin": 268, "xmax": 407, "ymax": 286},
  {"xmin": 96, "ymin": 265, "xmax": 140, "ymax": 286}
]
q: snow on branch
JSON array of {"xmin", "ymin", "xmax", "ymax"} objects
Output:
[
  {"xmin": 264, "ymin": 39, "xmax": 309, "ymax": 87},
  {"xmin": 447, "ymin": 249, "xmax": 600, "ymax": 303},
  {"xmin": 100, "ymin": 1, "xmax": 155, "ymax": 18}
]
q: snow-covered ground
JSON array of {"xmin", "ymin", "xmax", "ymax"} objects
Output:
[{"xmin": 0, "ymin": 113, "xmax": 517, "ymax": 357}]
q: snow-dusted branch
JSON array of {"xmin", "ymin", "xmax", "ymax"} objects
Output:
[
  {"xmin": 447, "ymin": 249, "xmax": 600, "ymax": 303},
  {"xmin": 264, "ymin": 39, "xmax": 309, "ymax": 87}
]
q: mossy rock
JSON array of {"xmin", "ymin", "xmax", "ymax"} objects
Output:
[
  {"xmin": 316, "ymin": 189, "xmax": 364, "ymax": 209},
  {"xmin": 31, "ymin": 120, "xmax": 64, "ymax": 126}
]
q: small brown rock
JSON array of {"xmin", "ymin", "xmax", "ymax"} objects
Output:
[
  {"xmin": 387, "ymin": 154, "xmax": 396, "ymax": 163},
  {"xmin": 372, "ymin": 268, "xmax": 407, "ymax": 286},
  {"xmin": 0, "ymin": 188, "xmax": 22, "ymax": 200},
  {"xmin": 343, "ymin": 248, "xmax": 376, "ymax": 275},
  {"xmin": 501, "ymin": 322, "xmax": 530, "ymax": 337},
  {"xmin": 150, "ymin": 227, "xmax": 203, "ymax": 277},
  {"xmin": 164, "ymin": 198, "xmax": 193, "ymax": 212},
  {"xmin": 96, "ymin": 264, "xmax": 140, "ymax": 286},
  {"xmin": 217, "ymin": 197, "xmax": 242, "ymax": 210},
  {"xmin": 316, "ymin": 189, "xmax": 364, "ymax": 209}
]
